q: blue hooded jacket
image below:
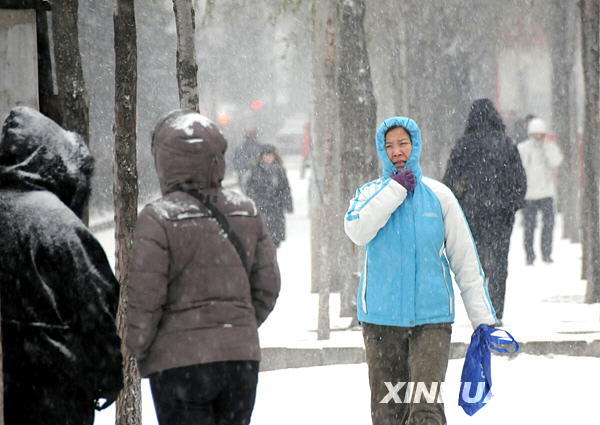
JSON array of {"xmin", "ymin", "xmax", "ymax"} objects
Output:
[{"xmin": 344, "ymin": 117, "xmax": 496, "ymax": 328}]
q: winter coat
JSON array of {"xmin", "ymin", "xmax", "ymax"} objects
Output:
[
  {"xmin": 0, "ymin": 107, "xmax": 123, "ymax": 402},
  {"xmin": 518, "ymin": 137, "xmax": 563, "ymax": 200},
  {"xmin": 126, "ymin": 110, "xmax": 280, "ymax": 378},
  {"xmin": 344, "ymin": 117, "xmax": 497, "ymax": 329},
  {"xmin": 443, "ymin": 98, "xmax": 527, "ymax": 224},
  {"xmin": 246, "ymin": 161, "xmax": 293, "ymax": 247},
  {"xmin": 232, "ymin": 136, "xmax": 263, "ymax": 176}
]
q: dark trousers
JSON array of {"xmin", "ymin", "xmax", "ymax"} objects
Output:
[
  {"xmin": 522, "ymin": 197, "xmax": 555, "ymax": 262},
  {"xmin": 150, "ymin": 361, "xmax": 259, "ymax": 425},
  {"xmin": 469, "ymin": 214, "xmax": 515, "ymax": 319},
  {"xmin": 362, "ymin": 323, "xmax": 451, "ymax": 425}
]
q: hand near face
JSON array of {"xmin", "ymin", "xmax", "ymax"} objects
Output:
[{"xmin": 391, "ymin": 168, "xmax": 416, "ymax": 193}]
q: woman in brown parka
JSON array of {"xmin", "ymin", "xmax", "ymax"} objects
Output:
[{"xmin": 126, "ymin": 109, "xmax": 281, "ymax": 425}]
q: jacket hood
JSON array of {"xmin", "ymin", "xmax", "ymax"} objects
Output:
[
  {"xmin": 464, "ymin": 98, "xmax": 505, "ymax": 134},
  {"xmin": 0, "ymin": 106, "xmax": 93, "ymax": 217},
  {"xmin": 152, "ymin": 109, "xmax": 227, "ymax": 194},
  {"xmin": 375, "ymin": 116, "xmax": 423, "ymax": 180}
]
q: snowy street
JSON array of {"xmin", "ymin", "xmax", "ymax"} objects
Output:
[{"xmin": 94, "ymin": 155, "xmax": 600, "ymax": 424}]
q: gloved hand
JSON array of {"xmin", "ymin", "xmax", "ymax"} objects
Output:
[{"xmin": 390, "ymin": 168, "xmax": 416, "ymax": 193}]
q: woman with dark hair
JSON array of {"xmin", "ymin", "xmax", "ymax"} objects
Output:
[
  {"xmin": 246, "ymin": 144, "xmax": 293, "ymax": 248},
  {"xmin": 443, "ymin": 98, "xmax": 527, "ymax": 321},
  {"xmin": 344, "ymin": 116, "xmax": 498, "ymax": 425}
]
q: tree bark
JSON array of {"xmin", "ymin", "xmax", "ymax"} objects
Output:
[
  {"xmin": 173, "ymin": 0, "xmax": 199, "ymax": 110},
  {"xmin": 549, "ymin": 0, "xmax": 579, "ymax": 242},
  {"xmin": 51, "ymin": 0, "xmax": 90, "ymax": 224},
  {"xmin": 312, "ymin": 0, "xmax": 339, "ymax": 340},
  {"xmin": 337, "ymin": 0, "xmax": 377, "ymax": 317},
  {"xmin": 51, "ymin": 0, "xmax": 89, "ymax": 142},
  {"xmin": 578, "ymin": 0, "xmax": 600, "ymax": 303},
  {"xmin": 113, "ymin": 1, "xmax": 141, "ymax": 424}
]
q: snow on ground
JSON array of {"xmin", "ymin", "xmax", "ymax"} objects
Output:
[
  {"xmin": 96, "ymin": 354, "xmax": 600, "ymax": 424},
  {"xmin": 93, "ymin": 154, "xmax": 600, "ymax": 424}
]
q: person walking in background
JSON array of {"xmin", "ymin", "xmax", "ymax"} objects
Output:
[
  {"xmin": 246, "ymin": 144, "xmax": 293, "ymax": 248},
  {"xmin": 233, "ymin": 126, "xmax": 264, "ymax": 192},
  {"xmin": 512, "ymin": 113, "xmax": 536, "ymax": 145},
  {"xmin": 344, "ymin": 116, "xmax": 497, "ymax": 425},
  {"xmin": 300, "ymin": 121, "xmax": 312, "ymax": 179},
  {"xmin": 0, "ymin": 107, "xmax": 123, "ymax": 425},
  {"xmin": 518, "ymin": 117, "xmax": 563, "ymax": 265},
  {"xmin": 443, "ymin": 98, "xmax": 526, "ymax": 322},
  {"xmin": 126, "ymin": 110, "xmax": 280, "ymax": 425}
]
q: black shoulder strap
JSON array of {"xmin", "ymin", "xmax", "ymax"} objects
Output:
[{"xmin": 174, "ymin": 186, "xmax": 250, "ymax": 275}]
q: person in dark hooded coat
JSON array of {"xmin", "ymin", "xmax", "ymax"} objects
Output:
[
  {"xmin": 245, "ymin": 144, "xmax": 293, "ymax": 248},
  {"xmin": 0, "ymin": 107, "xmax": 123, "ymax": 425},
  {"xmin": 232, "ymin": 126, "xmax": 264, "ymax": 192},
  {"xmin": 443, "ymin": 99, "xmax": 527, "ymax": 321},
  {"xmin": 126, "ymin": 110, "xmax": 280, "ymax": 425}
]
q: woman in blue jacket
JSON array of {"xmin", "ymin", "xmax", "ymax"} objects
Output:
[{"xmin": 344, "ymin": 117, "xmax": 497, "ymax": 425}]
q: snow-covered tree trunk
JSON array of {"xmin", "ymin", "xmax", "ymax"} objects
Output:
[
  {"xmin": 578, "ymin": 0, "xmax": 600, "ymax": 303},
  {"xmin": 173, "ymin": 0, "xmax": 199, "ymax": 110},
  {"xmin": 549, "ymin": 0, "xmax": 579, "ymax": 242},
  {"xmin": 337, "ymin": 0, "xmax": 377, "ymax": 318},
  {"xmin": 51, "ymin": 0, "xmax": 90, "ymax": 223},
  {"xmin": 113, "ymin": 1, "xmax": 141, "ymax": 424},
  {"xmin": 311, "ymin": 0, "xmax": 339, "ymax": 340}
]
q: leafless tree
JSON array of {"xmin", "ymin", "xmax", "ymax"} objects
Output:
[
  {"xmin": 336, "ymin": 0, "xmax": 377, "ymax": 318},
  {"xmin": 311, "ymin": 0, "xmax": 339, "ymax": 340},
  {"xmin": 113, "ymin": 0, "xmax": 141, "ymax": 423},
  {"xmin": 548, "ymin": 0, "xmax": 579, "ymax": 242},
  {"xmin": 51, "ymin": 0, "xmax": 90, "ymax": 223},
  {"xmin": 578, "ymin": 0, "xmax": 600, "ymax": 302},
  {"xmin": 173, "ymin": 0, "xmax": 200, "ymax": 110}
]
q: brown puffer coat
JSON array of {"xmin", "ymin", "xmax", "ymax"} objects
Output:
[{"xmin": 126, "ymin": 110, "xmax": 280, "ymax": 377}]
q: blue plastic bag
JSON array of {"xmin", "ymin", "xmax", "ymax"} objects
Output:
[{"xmin": 459, "ymin": 324, "xmax": 519, "ymax": 415}]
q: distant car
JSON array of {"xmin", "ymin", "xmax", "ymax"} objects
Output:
[{"xmin": 276, "ymin": 115, "xmax": 307, "ymax": 154}]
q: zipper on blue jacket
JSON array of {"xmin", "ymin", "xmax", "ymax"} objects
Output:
[
  {"xmin": 439, "ymin": 245, "xmax": 453, "ymax": 315},
  {"xmin": 361, "ymin": 251, "xmax": 368, "ymax": 314}
]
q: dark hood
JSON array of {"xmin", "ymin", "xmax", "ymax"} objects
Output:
[
  {"xmin": 464, "ymin": 98, "xmax": 506, "ymax": 134},
  {"xmin": 151, "ymin": 109, "xmax": 227, "ymax": 194},
  {"xmin": 0, "ymin": 106, "xmax": 93, "ymax": 217}
]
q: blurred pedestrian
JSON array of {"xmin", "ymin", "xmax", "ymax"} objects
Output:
[
  {"xmin": 246, "ymin": 144, "xmax": 293, "ymax": 248},
  {"xmin": 0, "ymin": 107, "xmax": 123, "ymax": 425},
  {"xmin": 233, "ymin": 126, "xmax": 264, "ymax": 192},
  {"xmin": 300, "ymin": 121, "xmax": 312, "ymax": 179},
  {"xmin": 517, "ymin": 117, "xmax": 563, "ymax": 264},
  {"xmin": 512, "ymin": 113, "xmax": 536, "ymax": 145},
  {"xmin": 344, "ymin": 116, "xmax": 497, "ymax": 425},
  {"xmin": 126, "ymin": 110, "xmax": 280, "ymax": 425},
  {"xmin": 443, "ymin": 98, "xmax": 527, "ymax": 321}
]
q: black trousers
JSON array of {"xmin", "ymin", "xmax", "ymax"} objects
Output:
[
  {"xmin": 522, "ymin": 197, "xmax": 555, "ymax": 262},
  {"xmin": 362, "ymin": 323, "xmax": 451, "ymax": 425},
  {"xmin": 150, "ymin": 361, "xmax": 259, "ymax": 425},
  {"xmin": 469, "ymin": 214, "xmax": 515, "ymax": 319}
]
